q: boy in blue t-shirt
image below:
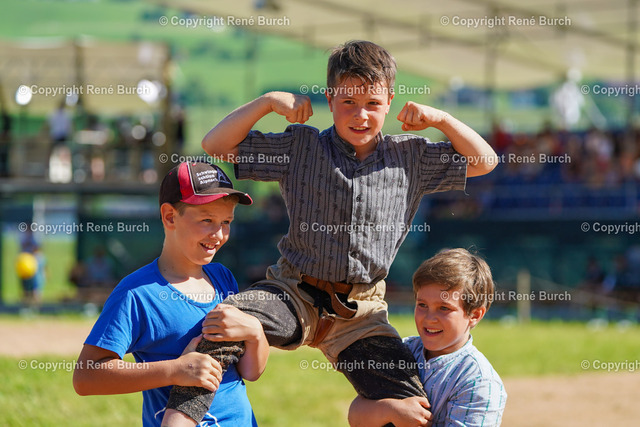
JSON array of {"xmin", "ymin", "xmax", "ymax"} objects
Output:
[
  {"xmin": 73, "ymin": 162, "xmax": 269, "ymax": 427},
  {"xmin": 349, "ymin": 249, "xmax": 507, "ymax": 426}
]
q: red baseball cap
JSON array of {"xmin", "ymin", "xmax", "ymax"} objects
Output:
[{"xmin": 159, "ymin": 162, "xmax": 252, "ymax": 206}]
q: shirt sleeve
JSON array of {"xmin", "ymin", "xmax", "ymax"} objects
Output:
[
  {"xmin": 234, "ymin": 125, "xmax": 300, "ymax": 182},
  {"xmin": 208, "ymin": 263, "xmax": 240, "ymax": 298},
  {"xmin": 418, "ymin": 140, "xmax": 467, "ymax": 195},
  {"xmin": 444, "ymin": 377, "xmax": 507, "ymax": 426},
  {"xmin": 84, "ymin": 287, "xmax": 143, "ymax": 358}
]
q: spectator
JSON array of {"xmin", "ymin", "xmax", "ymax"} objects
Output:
[
  {"xmin": 583, "ymin": 256, "xmax": 605, "ymax": 290},
  {"xmin": 0, "ymin": 107, "xmax": 11, "ymax": 177},
  {"xmin": 19, "ymin": 229, "xmax": 46, "ymax": 310},
  {"xmin": 69, "ymin": 247, "xmax": 116, "ymax": 305},
  {"xmin": 603, "ymin": 254, "xmax": 631, "ymax": 298},
  {"xmin": 84, "ymin": 246, "xmax": 115, "ymax": 288},
  {"xmin": 47, "ymin": 100, "xmax": 73, "ymax": 182}
]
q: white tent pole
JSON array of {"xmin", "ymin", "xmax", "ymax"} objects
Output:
[
  {"xmin": 245, "ymin": 33, "xmax": 258, "ymax": 102},
  {"xmin": 159, "ymin": 43, "xmax": 173, "ymax": 178},
  {"xmin": 73, "ymin": 38, "xmax": 85, "ymax": 115},
  {"xmin": 627, "ymin": 0, "xmax": 638, "ymax": 128},
  {"xmin": 485, "ymin": 44, "xmax": 497, "ymax": 130},
  {"xmin": 484, "ymin": 7, "xmax": 499, "ymax": 130}
]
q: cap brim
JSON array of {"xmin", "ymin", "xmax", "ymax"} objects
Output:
[{"xmin": 181, "ymin": 189, "xmax": 253, "ymax": 206}]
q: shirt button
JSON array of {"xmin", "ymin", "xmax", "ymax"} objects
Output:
[{"xmin": 355, "ymin": 195, "xmax": 362, "ymax": 202}]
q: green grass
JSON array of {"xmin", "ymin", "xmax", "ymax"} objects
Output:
[
  {"xmin": 470, "ymin": 320, "xmax": 640, "ymax": 377},
  {"xmin": 1, "ymin": 316, "xmax": 639, "ymax": 426},
  {"xmin": 0, "ymin": 356, "xmax": 142, "ymax": 426}
]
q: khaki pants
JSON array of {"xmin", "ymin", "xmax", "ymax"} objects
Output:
[
  {"xmin": 253, "ymin": 257, "xmax": 399, "ymax": 363},
  {"xmin": 167, "ymin": 257, "xmax": 427, "ymax": 422}
]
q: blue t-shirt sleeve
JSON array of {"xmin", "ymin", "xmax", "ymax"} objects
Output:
[
  {"xmin": 85, "ymin": 286, "xmax": 143, "ymax": 358},
  {"xmin": 206, "ymin": 263, "xmax": 240, "ymax": 299}
]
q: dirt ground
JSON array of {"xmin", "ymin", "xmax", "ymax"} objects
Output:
[
  {"xmin": 2, "ymin": 320, "xmax": 637, "ymax": 426},
  {"xmin": 501, "ymin": 373, "xmax": 638, "ymax": 426},
  {"xmin": 0, "ymin": 318, "xmax": 92, "ymax": 359}
]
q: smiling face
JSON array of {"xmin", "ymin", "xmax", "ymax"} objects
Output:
[
  {"xmin": 326, "ymin": 77, "xmax": 393, "ymax": 160},
  {"xmin": 414, "ymin": 282, "xmax": 486, "ymax": 360},
  {"xmin": 162, "ymin": 197, "xmax": 237, "ymax": 268}
]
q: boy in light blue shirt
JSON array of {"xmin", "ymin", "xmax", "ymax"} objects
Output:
[{"xmin": 349, "ymin": 248, "xmax": 507, "ymax": 426}]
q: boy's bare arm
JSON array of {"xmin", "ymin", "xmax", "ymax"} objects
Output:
[
  {"xmin": 348, "ymin": 395, "xmax": 432, "ymax": 427},
  {"xmin": 202, "ymin": 91, "xmax": 313, "ymax": 160},
  {"xmin": 73, "ymin": 336, "xmax": 222, "ymax": 396},
  {"xmin": 202, "ymin": 304, "xmax": 269, "ymax": 381},
  {"xmin": 397, "ymin": 102, "xmax": 498, "ymax": 177}
]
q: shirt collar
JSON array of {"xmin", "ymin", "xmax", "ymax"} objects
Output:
[
  {"xmin": 330, "ymin": 126, "xmax": 384, "ymax": 162},
  {"xmin": 421, "ymin": 335, "xmax": 474, "ymax": 370}
]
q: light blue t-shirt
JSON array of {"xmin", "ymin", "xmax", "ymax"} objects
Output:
[
  {"xmin": 85, "ymin": 259, "xmax": 257, "ymax": 427},
  {"xmin": 403, "ymin": 335, "xmax": 507, "ymax": 426}
]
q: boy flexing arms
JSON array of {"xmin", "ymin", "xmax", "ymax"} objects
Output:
[{"xmin": 166, "ymin": 40, "xmax": 497, "ymax": 424}]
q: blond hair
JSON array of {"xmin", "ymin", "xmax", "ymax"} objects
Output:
[{"xmin": 412, "ymin": 248, "xmax": 495, "ymax": 315}]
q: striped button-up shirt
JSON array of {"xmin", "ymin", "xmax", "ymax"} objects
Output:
[
  {"xmin": 404, "ymin": 335, "xmax": 507, "ymax": 426},
  {"xmin": 235, "ymin": 125, "xmax": 466, "ymax": 284}
]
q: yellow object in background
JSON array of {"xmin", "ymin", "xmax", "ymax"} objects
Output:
[{"xmin": 16, "ymin": 252, "xmax": 38, "ymax": 279}]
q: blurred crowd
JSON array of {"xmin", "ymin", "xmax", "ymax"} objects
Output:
[
  {"xmin": 429, "ymin": 122, "xmax": 640, "ymax": 219},
  {"xmin": 489, "ymin": 122, "xmax": 640, "ymax": 187},
  {"xmin": 46, "ymin": 105, "xmax": 183, "ymax": 184},
  {"xmin": 0, "ymin": 100, "xmax": 185, "ymax": 183},
  {"xmin": 581, "ymin": 246, "xmax": 640, "ymax": 307}
]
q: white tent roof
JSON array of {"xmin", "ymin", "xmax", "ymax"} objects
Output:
[
  {"xmin": 156, "ymin": 0, "xmax": 637, "ymax": 89},
  {"xmin": 0, "ymin": 37, "xmax": 169, "ymax": 114}
]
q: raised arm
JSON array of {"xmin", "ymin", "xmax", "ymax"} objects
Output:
[
  {"xmin": 73, "ymin": 335, "xmax": 222, "ymax": 396},
  {"xmin": 202, "ymin": 91, "xmax": 313, "ymax": 161},
  {"xmin": 397, "ymin": 102, "xmax": 498, "ymax": 177}
]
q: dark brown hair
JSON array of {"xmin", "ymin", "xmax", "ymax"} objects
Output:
[
  {"xmin": 412, "ymin": 248, "xmax": 495, "ymax": 315},
  {"xmin": 327, "ymin": 40, "xmax": 396, "ymax": 95}
]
